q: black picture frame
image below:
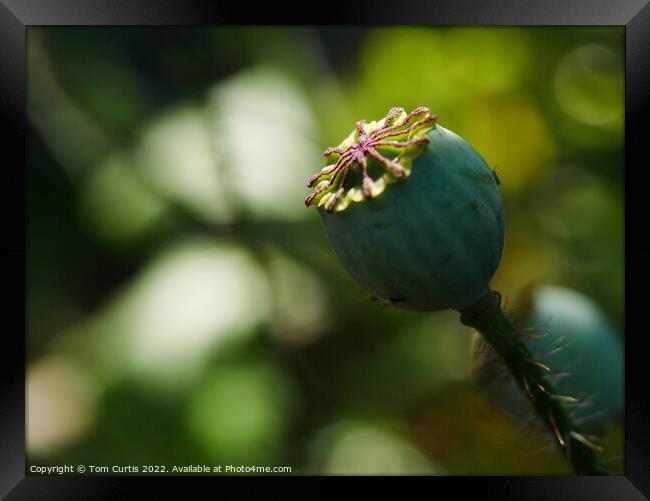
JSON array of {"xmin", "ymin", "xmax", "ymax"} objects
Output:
[{"xmin": 2, "ymin": 1, "xmax": 648, "ymax": 498}]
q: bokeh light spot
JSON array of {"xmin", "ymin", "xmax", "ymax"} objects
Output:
[
  {"xmin": 312, "ymin": 421, "xmax": 440, "ymax": 474},
  {"xmin": 208, "ymin": 67, "xmax": 320, "ymax": 220},
  {"xmin": 187, "ymin": 363, "xmax": 296, "ymax": 463},
  {"xmin": 136, "ymin": 105, "xmax": 235, "ymax": 224},
  {"xmin": 554, "ymin": 44, "xmax": 623, "ymax": 128},
  {"xmin": 27, "ymin": 356, "xmax": 99, "ymax": 456},
  {"xmin": 120, "ymin": 240, "xmax": 271, "ymax": 381},
  {"xmin": 460, "ymin": 96, "xmax": 556, "ymax": 192}
]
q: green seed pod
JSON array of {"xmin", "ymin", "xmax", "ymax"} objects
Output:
[
  {"xmin": 477, "ymin": 285, "xmax": 623, "ymax": 434},
  {"xmin": 527, "ymin": 286, "xmax": 624, "ymax": 428},
  {"xmin": 305, "ymin": 107, "xmax": 505, "ymax": 311}
]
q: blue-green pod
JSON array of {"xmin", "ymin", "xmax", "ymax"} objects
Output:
[
  {"xmin": 305, "ymin": 107, "xmax": 505, "ymax": 311},
  {"xmin": 478, "ymin": 285, "xmax": 623, "ymax": 434},
  {"xmin": 527, "ymin": 285, "xmax": 624, "ymax": 426}
]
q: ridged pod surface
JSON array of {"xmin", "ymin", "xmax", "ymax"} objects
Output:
[{"xmin": 306, "ymin": 108, "xmax": 505, "ymax": 311}]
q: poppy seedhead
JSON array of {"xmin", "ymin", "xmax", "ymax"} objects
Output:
[{"xmin": 305, "ymin": 106, "xmax": 437, "ymax": 213}]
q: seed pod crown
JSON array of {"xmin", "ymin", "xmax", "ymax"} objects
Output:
[{"xmin": 305, "ymin": 107, "xmax": 437, "ymax": 213}]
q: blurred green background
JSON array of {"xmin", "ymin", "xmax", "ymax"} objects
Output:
[{"xmin": 26, "ymin": 26, "xmax": 624, "ymax": 475}]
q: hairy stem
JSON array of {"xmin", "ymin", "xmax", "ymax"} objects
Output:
[{"xmin": 458, "ymin": 290, "xmax": 604, "ymax": 475}]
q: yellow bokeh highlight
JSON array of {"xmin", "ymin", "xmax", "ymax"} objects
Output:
[{"xmin": 459, "ymin": 96, "xmax": 556, "ymax": 192}]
